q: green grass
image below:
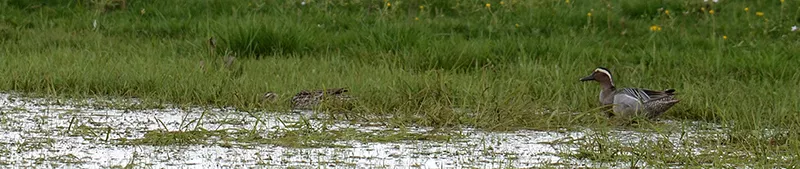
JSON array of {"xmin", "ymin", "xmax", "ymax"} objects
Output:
[{"xmin": 1, "ymin": 0, "xmax": 800, "ymax": 166}]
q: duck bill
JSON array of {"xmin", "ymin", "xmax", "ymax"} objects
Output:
[{"xmin": 579, "ymin": 75, "xmax": 595, "ymax": 82}]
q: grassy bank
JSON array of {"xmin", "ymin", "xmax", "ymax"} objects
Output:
[{"xmin": 1, "ymin": 0, "xmax": 799, "ymax": 166}]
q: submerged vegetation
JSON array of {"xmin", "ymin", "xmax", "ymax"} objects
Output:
[{"xmin": 1, "ymin": 0, "xmax": 800, "ymax": 167}]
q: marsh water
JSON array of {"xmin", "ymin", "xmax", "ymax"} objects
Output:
[{"xmin": 0, "ymin": 93, "xmax": 719, "ymax": 168}]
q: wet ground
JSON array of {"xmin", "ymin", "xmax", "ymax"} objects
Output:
[
  {"xmin": 0, "ymin": 93, "xmax": 732, "ymax": 168},
  {"xmin": 0, "ymin": 93, "xmax": 591, "ymax": 168}
]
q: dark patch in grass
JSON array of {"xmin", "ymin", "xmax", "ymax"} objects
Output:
[
  {"xmin": 120, "ymin": 19, "xmax": 198, "ymax": 38},
  {"xmin": 121, "ymin": 126, "xmax": 455, "ymax": 148},
  {"xmin": 0, "ymin": 26, "xmax": 19, "ymax": 42},
  {"xmin": 392, "ymin": 38, "xmax": 520, "ymax": 72},
  {"xmin": 364, "ymin": 24, "xmax": 425, "ymax": 52},
  {"xmin": 218, "ymin": 21, "xmax": 311, "ymax": 58},
  {"xmin": 619, "ymin": 1, "xmax": 669, "ymax": 19},
  {"xmin": 4, "ymin": 0, "xmax": 76, "ymax": 10},
  {"xmin": 123, "ymin": 129, "xmax": 230, "ymax": 146},
  {"xmin": 423, "ymin": 0, "xmax": 464, "ymax": 17}
]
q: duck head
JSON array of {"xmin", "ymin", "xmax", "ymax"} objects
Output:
[
  {"xmin": 262, "ymin": 92, "xmax": 278, "ymax": 102},
  {"xmin": 580, "ymin": 67, "xmax": 615, "ymax": 89}
]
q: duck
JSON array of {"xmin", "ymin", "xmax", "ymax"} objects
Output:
[
  {"xmin": 290, "ymin": 88, "xmax": 352, "ymax": 110},
  {"xmin": 580, "ymin": 67, "xmax": 680, "ymax": 119}
]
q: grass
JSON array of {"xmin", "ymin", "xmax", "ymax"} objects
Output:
[
  {"xmin": 1, "ymin": 0, "xmax": 800, "ymax": 167},
  {"xmin": 122, "ymin": 116, "xmax": 454, "ymax": 148},
  {"xmin": 555, "ymin": 122, "xmax": 800, "ymax": 167}
]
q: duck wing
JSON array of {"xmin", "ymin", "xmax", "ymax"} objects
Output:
[
  {"xmin": 616, "ymin": 88, "xmax": 676, "ymax": 102},
  {"xmin": 641, "ymin": 88, "xmax": 677, "ymax": 101}
]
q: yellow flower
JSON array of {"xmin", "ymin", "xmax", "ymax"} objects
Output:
[
  {"xmin": 723, "ymin": 35, "xmax": 727, "ymax": 40},
  {"xmin": 419, "ymin": 5, "xmax": 424, "ymax": 10},
  {"xmin": 664, "ymin": 10, "xmax": 670, "ymax": 15},
  {"xmin": 515, "ymin": 23, "xmax": 520, "ymax": 28},
  {"xmin": 781, "ymin": 0, "xmax": 785, "ymax": 3},
  {"xmin": 649, "ymin": 25, "xmax": 662, "ymax": 32},
  {"xmin": 587, "ymin": 12, "xmax": 592, "ymax": 17},
  {"xmin": 709, "ymin": 10, "xmax": 715, "ymax": 15},
  {"xmin": 565, "ymin": 0, "xmax": 570, "ymax": 4},
  {"xmin": 744, "ymin": 7, "xmax": 749, "ymax": 12},
  {"xmin": 500, "ymin": 1, "xmax": 505, "ymax": 5},
  {"xmin": 414, "ymin": 17, "xmax": 419, "ymax": 21},
  {"xmin": 756, "ymin": 12, "xmax": 764, "ymax": 17},
  {"xmin": 486, "ymin": 3, "xmax": 491, "ymax": 8},
  {"xmin": 386, "ymin": 2, "xmax": 391, "ymax": 7}
]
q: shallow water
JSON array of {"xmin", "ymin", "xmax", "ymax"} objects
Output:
[
  {"xmin": 0, "ymin": 93, "xmax": 594, "ymax": 168},
  {"xmin": 0, "ymin": 93, "xmax": 738, "ymax": 168}
]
